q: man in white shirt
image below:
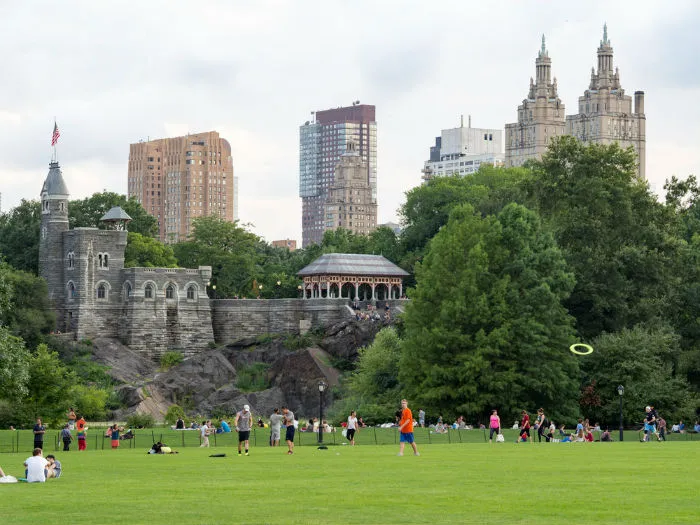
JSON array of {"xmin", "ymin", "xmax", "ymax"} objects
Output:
[
  {"xmin": 346, "ymin": 411, "xmax": 359, "ymax": 445},
  {"xmin": 24, "ymin": 448, "xmax": 48, "ymax": 483},
  {"xmin": 269, "ymin": 408, "xmax": 284, "ymax": 447}
]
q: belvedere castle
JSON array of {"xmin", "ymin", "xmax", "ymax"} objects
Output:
[{"xmin": 39, "ymin": 162, "xmax": 400, "ymax": 359}]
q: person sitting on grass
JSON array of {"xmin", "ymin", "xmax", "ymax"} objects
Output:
[
  {"xmin": 600, "ymin": 429, "xmax": 612, "ymax": 442},
  {"xmin": 24, "ymin": 448, "xmax": 48, "ymax": 483},
  {"xmin": 45, "ymin": 455, "xmax": 61, "ymax": 479}
]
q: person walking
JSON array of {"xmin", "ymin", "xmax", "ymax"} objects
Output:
[
  {"xmin": 397, "ymin": 399, "xmax": 419, "ymax": 456},
  {"xmin": 235, "ymin": 405, "xmax": 253, "ymax": 456},
  {"xmin": 535, "ymin": 408, "xmax": 547, "ymax": 443},
  {"xmin": 269, "ymin": 408, "xmax": 283, "ymax": 447},
  {"xmin": 33, "ymin": 418, "xmax": 46, "ymax": 451},
  {"xmin": 643, "ymin": 406, "xmax": 661, "ymax": 442},
  {"xmin": 520, "ymin": 410, "xmax": 531, "ymax": 442},
  {"xmin": 282, "ymin": 406, "xmax": 295, "ymax": 455},
  {"xmin": 346, "ymin": 411, "xmax": 359, "ymax": 446},
  {"xmin": 418, "ymin": 409, "xmax": 426, "ymax": 428},
  {"xmin": 200, "ymin": 420, "xmax": 211, "ymax": 448},
  {"xmin": 489, "ymin": 410, "xmax": 501, "ymax": 443},
  {"xmin": 60, "ymin": 424, "xmax": 73, "ymax": 451},
  {"xmin": 76, "ymin": 415, "xmax": 87, "ymax": 451}
]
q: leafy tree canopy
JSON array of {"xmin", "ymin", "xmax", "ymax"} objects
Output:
[
  {"xmin": 69, "ymin": 191, "xmax": 158, "ymax": 237},
  {"xmin": 400, "ymin": 203, "xmax": 580, "ymax": 423},
  {"xmin": 124, "ymin": 232, "xmax": 177, "ymax": 268}
]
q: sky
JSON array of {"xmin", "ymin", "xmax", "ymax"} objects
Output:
[{"xmin": 1, "ymin": 0, "xmax": 699, "ymax": 243}]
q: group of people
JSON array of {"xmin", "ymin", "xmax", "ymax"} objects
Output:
[{"xmin": 353, "ymin": 301, "xmax": 392, "ymax": 322}]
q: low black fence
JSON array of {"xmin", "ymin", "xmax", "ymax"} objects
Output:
[{"xmin": 1, "ymin": 427, "xmax": 697, "ymax": 454}]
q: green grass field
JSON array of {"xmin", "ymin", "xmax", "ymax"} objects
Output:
[{"xmin": 1, "ymin": 436, "xmax": 698, "ymax": 524}]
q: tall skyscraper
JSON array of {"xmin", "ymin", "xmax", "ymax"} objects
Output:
[
  {"xmin": 325, "ymin": 141, "xmax": 377, "ymax": 236},
  {"xmin": 505, "ymin": 36, "xmax": 566, "ymax": 167},
  {"xmin": 566, "ymin": 25, "xmax": 646, "ymax": 178},
  {"xmin": 299, "ymin": 103, "xmax": 377, "ymax": 247},
  {"xmin": 422, "ymin": 115, "xmax": 504, "ymax": 182},
  {"xmin": 128, "ymin": 131, "xmax": 235, "ymax": 243}
]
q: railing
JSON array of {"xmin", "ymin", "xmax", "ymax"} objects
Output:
[{"xmin": 1, "ymin": 428, "xmax": 697, "ymax": 453}]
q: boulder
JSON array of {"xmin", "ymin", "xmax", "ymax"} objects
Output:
[{"xmin": 318, "ymin": 319, "xmax": 387, "ymax": 360}]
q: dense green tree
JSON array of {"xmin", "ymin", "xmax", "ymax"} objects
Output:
[
  {"xmin": 22, "ymin": 344, "xmax": 77, "ymax": 424},
  {"xmin": 580, "ymin": 324, "xmax": 697, "ymax": 426},
  {"xmin": 0, "ymin": 326, "xmax": 31, "ymax": 401},
  {"xmin": 124, "ymin": 232, "xmax": 178, "ymax": 268},
  {"xmin": 173, "ymin": 216, "xmax": 260, "ymax": 297},
  {"xmin": 69, "ymin": 191, "xmax": 158, "ymax": 237},
  {"xmin": 0, "ymin": 199, "xmax": 41, "ymax": 274},
  {"xmin": 331, "ymin": 327, "xmax": 403, "ymax": 424},
  {"xmin": 528, "ymin": 136, "xmax": 681, "ymax": 339},
  {"xmin": 400, "ymin": 203, "xmax": 580, "ymax": 423},
  {"xmin": 0, "ymin": 263, "xmax": 55, "ymax": 348}
]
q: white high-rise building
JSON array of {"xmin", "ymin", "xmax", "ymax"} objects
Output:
[{"xmin": 422, "ymin": 116, "xmax": 504, "ymax": 182}]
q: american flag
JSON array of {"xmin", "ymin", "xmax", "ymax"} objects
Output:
[{"xmin": 51, "ymin": 122, "xmax": 60, "ymax": 146}]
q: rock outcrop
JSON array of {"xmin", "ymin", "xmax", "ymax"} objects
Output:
[{"xmin": 93, "ymin": 319, "xmax": 394, "ymax": 420}]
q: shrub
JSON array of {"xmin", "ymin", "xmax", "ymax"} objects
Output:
[
  {"xmin": 126, "ymin": 413, "xmax": 155, "ymax": 429},
  {"xmin": 236, "ymin": 363, "xmax": 271, "ymax": 392},
  {"xmin": 164, "ymin": 404, "xmax": 186, "ymax": 426},
  {"xmin": 160, "ymin": 351, "xmax": 183, "ymax": 370},
  {"xmin": 283, "ymin": 333, "xmax": 314, "ymax": 350}
]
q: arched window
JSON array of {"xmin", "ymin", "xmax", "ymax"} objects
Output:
[
  {"xmin": 104, "ymin": 254, "xmax": 109, "ymax": 267},
  {"xmin": 187, "ymin": 286, "xmax": 196, "ymax": 300},
  {"xmin": 67, "ymin": 252, "xmax": 74, "ymax": 269},
  {"xmin": 145, "ymin": 284, "xmax": 154, "ymax": 299},
  {"xmin": 97, "ymin": 283, "xmax": 107, "ymax": 299},
  {"xmin": 67, "ymin": 282, "xmax": 76, "ymax": 300},
  {"xmin": 166, "ymin": 285, "xmax": 175, "ymax": 299},
  {"xmin": 98, "ymin": 254, "xmax": 103, "ymax": 267},
  {"xmin": 124, "ymin": 283, "xmax": 132, "ymax": 300}
]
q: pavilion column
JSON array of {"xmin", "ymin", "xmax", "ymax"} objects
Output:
[
  {"xmin": 371, "ymin": 283, "xmax": 376, "ymax": 301},
  {"xmin": 325, "ymin": 279, "xmax": 330, "ymax": 299},
  {"xmin": 354, "ymin": 283, "xmax": 359, "ymax": 301},
  {"xmin": 399, "ymin": 283, "xmax": 403, "ymax": 299}
]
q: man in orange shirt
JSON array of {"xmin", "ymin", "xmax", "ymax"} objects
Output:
[{"xmin": 398, "ymin": 399, "xmax": 420, "ymax": 456}]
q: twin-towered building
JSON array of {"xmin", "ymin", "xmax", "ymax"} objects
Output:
[{"xmin": 506, "ymin": 25, "xmax": 646, "ymax": 177}]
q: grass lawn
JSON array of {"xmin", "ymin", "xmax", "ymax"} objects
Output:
[{"xmin": 0, "ymin": 440, "xmax": 697, "ymax": 524}]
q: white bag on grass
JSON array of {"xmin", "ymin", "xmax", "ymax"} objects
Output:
[{"xmin": 496, "ymin": 433, "xmax": 505, "ymax": 443}]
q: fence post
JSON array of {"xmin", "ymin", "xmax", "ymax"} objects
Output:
[
  {"xmin": 152, "ymin": 431, "xmax": 156, "ymax": 444},
  {"xmin": 254, "ymin": 429, "xmax": 257, "ymax": 447},
  {"xmin": 182, "ymin": 432, "xmax": 185, "ymax": 447},
  {"xmin": 373, "ymin": 427, "xmax": 377, "ymax": 445},
  {"xmin": 428, "ymin": 429, "xmax": 431, "ymax": 444},
  {"xmin": 457, "ymin": 429, "xmax": 462, "ymax": 443},
  {"xmin": 447, "ymin": 429, "xmax": 451, "ymax": 443},
  {"xmin": 394, "ymin": 428, "xmax": 397, "ymax": 444}
]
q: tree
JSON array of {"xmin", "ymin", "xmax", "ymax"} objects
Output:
[
  {"xmin": 124, "ymin": 232, "xmax": 178, "ymax": 268},
  {"xmin": 69, "ymin": 192, "xmax": 158, "ymax": 237},
  {"xmin": 528, "ymin": 136, "xmax": 681, "ymax": 339},
  {"xmin": 23, "ymin": 344, "xmax": 77, "ymax": 424},
  {"xmin": 0, "ymin": 263, "xmax": 55, "ymax": 348},
  {"xmin": 0, "ymin": 199, "xmax": 41, "ymax": 274},
  {"xmin": 173, "ymin": 216, "xmax": 261, "ymax": 297},
  {"xmin": 580, "ymin": 324, "xmax": 697, "ymax": 426},
  {"xmin": 400, "ymin": 203, "xmax": 580, "ymax": 423},
  {"xmin": 332, "ymin": 327, "xmax": 404, "ymax": 424},
  {"xmin": 0, "ymin": 326, "xmax": 31, "ymax": 401}
]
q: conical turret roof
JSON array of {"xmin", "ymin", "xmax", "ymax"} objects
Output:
[{"xmin": 41, "ymin": 161, "xmax": 69, "ymax": 197}]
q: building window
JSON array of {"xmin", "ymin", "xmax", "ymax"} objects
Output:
[
  {"xmin": 67, "ymin": 252, "xmax": 75, "ymax": 268},
  {"xmin": 67, "ymin": 282, "xmax": 76, "ymax": 301},
  {"xmin": 124, "ymin": 282, "xmax": 132, "ymax": 300},
  {"xmin": 166, "ymin": 285, "xmax": 175, "ymax": 299},
  {"xmin": 97, "ymin": 283, "xmax": 107, "ymax": 300},
  {"xmin": 145, "ymin": 284, "xmax": 154, "ymax": 299},
  {"xmin": 187, "ymin": 286, "xmax": 196, "ymax": 300}
]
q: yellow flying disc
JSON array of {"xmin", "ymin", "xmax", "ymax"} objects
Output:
[{"xmin": 569, "ymin": 343, "xmax": 593, "ymax": 356}]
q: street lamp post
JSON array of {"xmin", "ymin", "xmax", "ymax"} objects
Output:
[
  {"xmin": 212, "ymin": 285, "xmax": 216, "ymax": 300},
  {"xmin": 297, "ymin": 285, "xmax": 303, "ymax": 299},
  {"xmin": 276, "ymin": 280, "xmax": 281, "ymax": 299},
  {"xmin": 258, "ymin": 284, "xmax": 263, "ymax": 298},
  {"xmin": 617, "ymin": 385, "xmax": 624, "ymax": 442},
  {"xmin": 318, "ymin": 380, "xmax": 328, "ymax": 449}
]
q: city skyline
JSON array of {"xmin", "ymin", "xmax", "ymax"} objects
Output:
[{"xmin": 1, "ymin": 1, "xmax": 699, "ymax": 244}]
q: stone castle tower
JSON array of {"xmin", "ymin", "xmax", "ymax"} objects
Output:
[
  {"xmin": 38, "ymin": 160, "xmax": 214, "ymax": 358},
  {"xmin": 565, "ymin": 24, "xmax": 646, "ymax": 178},
  {"xmin": 505, "ymin": 35, "xmax": 566, "ymax": 167},
  {"xmin": 324, "ymin": 141, "xmax": 377, "ymax": 236}
]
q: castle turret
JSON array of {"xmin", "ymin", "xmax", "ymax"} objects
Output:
[{"xmin": 39, "ymin": 161, "xmax": 69, "ymax": 313}]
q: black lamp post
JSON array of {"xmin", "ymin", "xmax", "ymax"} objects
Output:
[
  {"xmin": 212, "ymin": 285, "xmax": 216, "ymax": 300},
  {"xmin": 318, "ymin": 380, "xmax": 328, "ymax": 449},
  {"xmin": 276, "ymin": 280, "xmax": 281, "ymax": 299},
  {"xmin": 297, "ymin": 285, "xmax": 303, "ymax": 299},
  {"xmin": 617, "ymin": 385, "xmax": 624, "ymax": 442}
]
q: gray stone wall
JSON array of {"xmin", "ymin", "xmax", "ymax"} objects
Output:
[{"xmin": 211, "ymin": 298, "xmax": 354, "ymax": 344}]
